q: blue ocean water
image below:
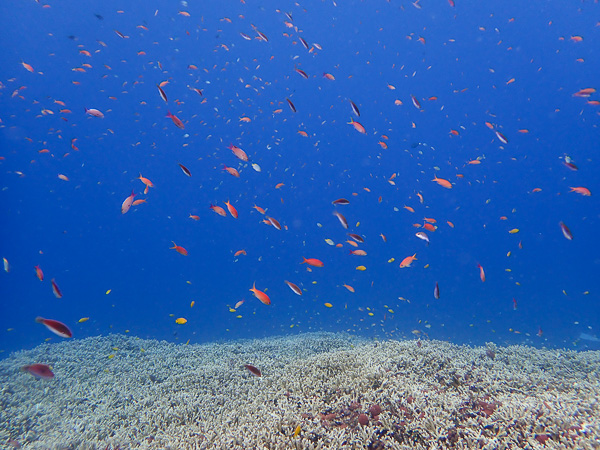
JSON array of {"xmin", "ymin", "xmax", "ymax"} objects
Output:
[{"xmin": 1, "ymin": 0, "xmax": 598, "ymax": 357}]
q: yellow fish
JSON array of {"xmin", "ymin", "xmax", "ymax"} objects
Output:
[
  {"xmin": 78, "ymin": 317, "xmax": 89, "ymax": 323},
  {"xmin": 324, "ymin": 302, "xmax": 333, "ymax": 308},
  {"xmin": 508, "ymin": 228, "xmax": 519, "ymax": 234},
  {"xmin": 175, "ymin": 317, "xmax": 187, "ymax": 325},
  {"xmin": 356, "ymin": 265, "xmax": 366, "ymax": 271}
]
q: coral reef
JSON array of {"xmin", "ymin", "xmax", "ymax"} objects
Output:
[{"xmin": 0, "ymin": 333, "xmax": 598, "ymax": 449}]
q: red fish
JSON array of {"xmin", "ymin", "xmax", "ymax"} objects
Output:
[
  {"xmin": 121, "ymin": 189, "xmax": 136, "ymax": 214},
  {"xmin": 170, "ymin": 241, "xmax": 188, "ymax": 256},
  {"xmin": 477, "ymin": 264, "xmax": 486, "ymax": 282},
  {"xmin": 223, "ymin": 165, "xmax": 240, "ymax": 177},
  {"xmin": 301, "ymin": 257, "xmax": 324, "ymax": 267},
  {"xmin": 348, "ymin": 118, "xmax": 366, "ymax": 134},
  {"xmin": 228, "ymin": 144, "xmax": 249, "ymax": 162},
  {"xmin": 244, "ymin": 364, "xmax": 262, "ymax": 377},
  {"xmin": 166, "ymin": 111, "xmax": 184, "ymax": 129},
  {"xmin": 35, "ymin": 317, "xmax": 72, "ymax": 338},
  {"xmin": 51, "ymin": 279, "xmax": 63, "ymax": 298},
  {"xmin": 34, "ymin": 265, "xmax": 44, "ymax": 281},
  {"xmin": 210, "ymin": 204, "xmax": 227, "ymax": 217},
  {"xmin": 22, "ymin": 363, "xmax": 54, "ymax": 379},
  {"xmin": 250, "ymin": 283, "xmax": 271, "ymax": 305},
  {"xmin": 225, "ymin": 200, "xmax": 238, "ymax": 218},
  {"xmin": 569, "ymin": 186, "xmax": 591, "ymax": 196}
]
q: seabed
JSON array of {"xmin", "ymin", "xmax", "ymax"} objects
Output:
[{"xmin": 0, "ymin": 332, "xmax": 598, "ymax": 449}]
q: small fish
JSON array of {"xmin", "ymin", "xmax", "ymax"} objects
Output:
[
  {"xmin": 347, "ymin": 233, "xmax": 364, "ymax": 243},
  {"xmin": 332, "ymin": 198, "xmax": 350, "ymax": 205},
  {"xmin": 34, "ymin": 265, "xmax": 44, "ymax": 281},
  {"xmin": 569, "ymin": 186, "xmax": 591, "ymax": 196},
  {"xmin": 267, "ymin": 216, "xmax": 282, "ymax": 230},
  {"xmin": 415, "ymin": 232, "xmax": 429, "ymax": 244},
  {"xmin": 301, "ymin": 257, "xmax": 324, "ymax": 267},
  {"xmin": 170, "ymin": 242, "xmax": 188, "ymax": 256},
  {"xmin": 349, "ymin": 249, "xmax": 367, "ymax": 256},
  {"xmin": 166, "ymin": 111, "xmax": 184, "ymax": 129},
  {"xmin": 156, "ymin": 84, "xmax": 168, "ymax": 103},
  {"xmin": 121, "ymin": 189, "xmax": 136, "ymax": 214},
  {"xmin": 434, "ymin": 282, "xmax": 440, "ymax": 299},
  {"xmin": 178, "ymin": 163, "xmax": 192, "ymax": 177},
  {"xmin": 495, "ymin": 130, "xmax": 508, "ymax": 144},
  {"xmin": 399, "ymin": 254, "xmax": 417, "ymax": 268},
  {"xmin": 244, "ymin": 364, "xmax": 262, "ymax": 377},
  {"xmin": 35, "ymin": 317, "xmax": 72, "ymax": 338},
  {"xmin": 250, "ymin": 282, "xmax": 271, "ymax": 305},
  {"xmin": 51, "ymin": 279, "xmax": 63, "ymax": 298},
  {"xmin": 284, "ymin": 280, "xmax": 302, "ymax": 296},
  {"xmin": 85, "ymin": 108, "xmax": 104, "ymax": 118},
  {"xmin": 286, "ymin": 98, "xmax": 296, "ymax": 113},
  {"xmin": 348, "ymin": 117, "xmax": 366, "ymax": 134},
  {"xmin": 477, "ymin": 264, "xmax": 486, "ymax": 282},
  {"xmin": 234, "ymin": 299, "xmax": 245, "ymax": 309},
  {"xmin": 350, "ymin": 100, "xmax": 360, "ymax": 117},
  {"xmin": 175, "ymin": 318, "xmax": 187, "ymax": 324},
  {"xmin": 3, "ymin": 257, "xmax": 9, "ymax": 272},
  {"xmin": 333, "ymin": 211, "xmax": 348, "ymax": 229},
  {"xmin": 559, "ymin": 222, "xmax": 573, "ymax": 240},
  {"xmin": 224, "ymin": 200, "xmax": 238, "ymax": 219},
  {"xmin": 228, "ymin": 144, "xmax": 249, "ymax": 162},
  {"xmin": 432, "ymin": 175, "xmax": 452, "ymax": 189},
  {"xmin": 22, "ymin": 363, "xmax": 54, "ymax": 379}
]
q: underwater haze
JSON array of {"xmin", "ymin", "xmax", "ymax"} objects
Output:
[{"xmin": 1, "ymin": 0, "xmax": 599, "ymax": 357}]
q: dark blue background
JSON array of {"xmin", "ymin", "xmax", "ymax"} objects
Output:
[{"xmin": 1, "ymin": 0, "xmax": 598, "ymax": 357}]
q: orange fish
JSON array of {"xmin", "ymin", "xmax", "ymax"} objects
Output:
[
  {"xmin": 343, "ymin": 284, "xmax": 355, "ymax": 293},
  {"xmin": 284, "ymin": 280, "xmax": 302, "ymax": 296},
  {"xmin": 21, "ymin": 61, "xmax": 35, "ymax": 73},
  {"xmin": 210, "ymin": 204, "xmax": 227, "ymax": 217},
  {"xmin": 138, "ymin": 173, "xmax": 154, "ymax": 188},
  {"xmin": 253, "ymin": 205, "xmax": 267, "ymax": 214},
  {"xmin": 166, "ymin": 111, "xmax": 184, "ymax": 129},
  {"xmin": 432, "ymin": 175, "xmax": 452, "ymax": 189},
  {"xmin": 228, "ymin": 144, "xmax": 249, "ymax": 162},
  {"xmin": 34, "ymin": 265, "xmax": 44, "ymax": 281},
  {"xmin": 399, "ymin": 254, "xmax": 417, "ymax": 268},
  {"xmin": 423, "ymin": 223, "xmax": 436, "ymax": 232},
  {"xmin": 170, "ymin": 241, "xmax": 188, "ymax": 256},
  {"xmin": 569, "ymin": 186, "xmax": 591, "ymax": 196},
  {"xmin": 404, "ymin": 206, "xmax": 415, "ymax": 213},
  {"xmin": 189, "ymin": 214, "xmax": 200, "ymax": 220},
  {"xmin": 348, "ymin": 118, "xmax": 366, "ymax": 134},
  {"xmin": 223, "ymin": 165, "xmax": 240, "ymax": 177},
  {"xmin": 234, "ymin": 249, "xmax": 247, "ymax": 256},
  {"xmin": 349, "ymin": 249, "xmax": 367, "ymax": 256},
  {"xmin": 121, "ymin": 190, "xmax": 136, "ymax": 214},
  {"xmin": 132, "ymin": 199, "xmax": 146, "ymax": 206},
  {"xmin": 477, "ymin": 264, "xmax": 486, "ymax": 282},
  {"xmin": 225, "ymin": 200, "xmax": 238, "ymax": 218},
  {"xmin": 250, "ymin": 282, "xmax": 271, "ymax": 305},
  {"xmin": 302, "ymin": 257, "xmax": 324, "ymax": 267}
]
